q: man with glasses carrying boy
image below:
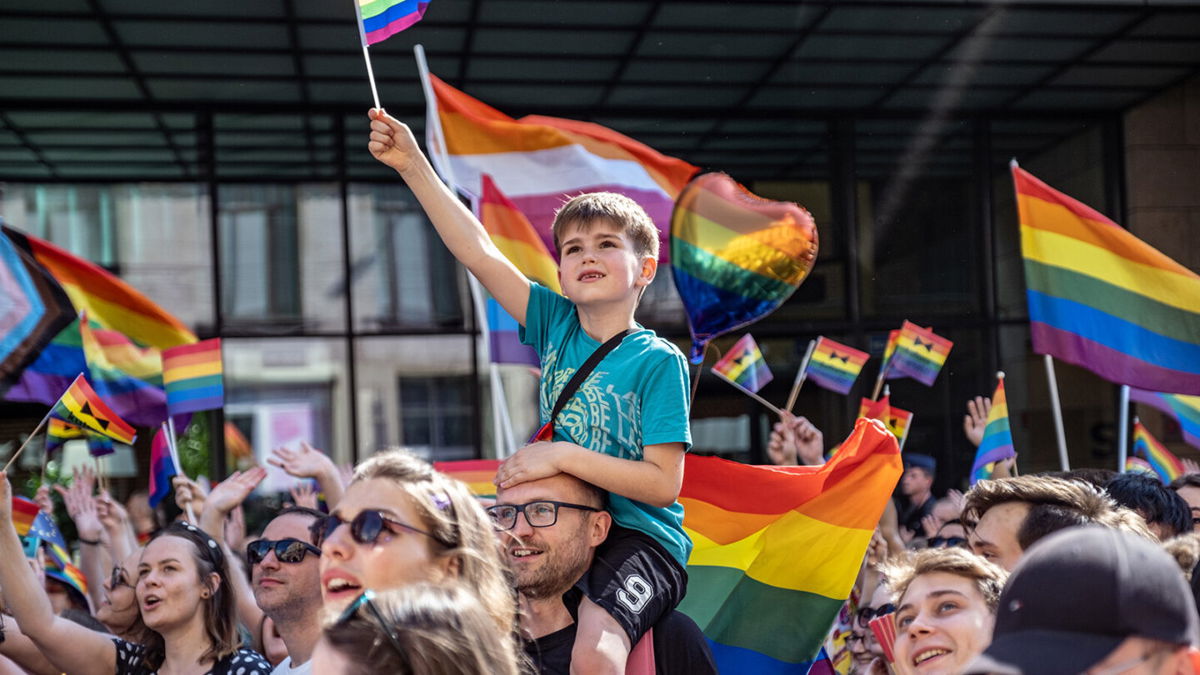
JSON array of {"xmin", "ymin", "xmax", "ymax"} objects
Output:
[{"xmin": 491, "ymin": 472, "xmax": 715, "ymax": 675}]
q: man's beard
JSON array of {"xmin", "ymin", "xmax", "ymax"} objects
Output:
[{"xmin": 514, "ymin": 528, "xmax": 593, "ymax": 599}]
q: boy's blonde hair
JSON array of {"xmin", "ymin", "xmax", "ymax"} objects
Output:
[
  {"xmin": 551, "ymin": 192, "xmax": 659, "ymax": 260},
  {"xmin": 881, "ymin": 547, "xmax": 1009, "ymax": 612}
]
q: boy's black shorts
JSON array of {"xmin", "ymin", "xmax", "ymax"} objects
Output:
[{"xmin": 564, "ymin": 524, "xmax": 687, "ymax": 643}]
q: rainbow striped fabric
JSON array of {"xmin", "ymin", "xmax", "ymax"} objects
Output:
[
  {"xmin": 807, "ymin": 337, "xmax": 869, "ymax": 395},
  {"xmin": 1130, "ymin": 389, "xmax": 1200, "ymax": 450},
  {"xmin": 11, "ymin": 496, "xmax": 41, "ymax": 539},
  {"xmin": 162, "ymin": 339, "xmax": 223, "ymax": 416},
  {"xmin": 889, "ymin": 321, "xmax": 953, "ymax": 386},
  {"xmin": 45, "ymin": 417, "xmax": 84, "ymax": 453},
  {"xmin": 356, "ymin": 0, "xmax": 430, "ymax": 45},
  {"xmin": 433, "ymin": 458, "xmax": 501, "ymax": 499},
  {"xmin": 426, "ymin": 74, "xmax": 698, "ymax": 261},
  {"xmin": 678, "ymin": 418, "xmax": 903, "ymax": 672},
  {"xmin": 1014, "ymin": 166, "xmax": 1200, "ymax": 395},
  {"xmin": 712, "ymin": 334, "xmax": 773, "ymax": 394},
  {"xmin": 148, "ymin": 427, "xmax": 178, "ymax": 508},
  {"xmin": 44, "ymin": 540, "xmax": 89, "ymax": 597},
  {"xmin": 971, "ymin": 377, "xmax": 1015, "ymax": 485},
  {"xmin": 477, "ymin": 174, "xmax": 559, "ymax": 367},
  {"xmin": 79, "ymin": 312, "xmax": 167, "ymax": 426},
  {"xmin": 858, "ymin": 396, "xmax": 912, "ymax": 444},
  {"xmin": 1132, "ymin": 421, "xmax": 1184, "ymax": 483},
  {"xmin": 670, "ymin": 172, "xmax": 819, "ymax": 361},
  {"xmin": 1125, "ymin": 456, "xmax": 1157, "ymax": 477},
  {"xmin": 49, "ymin": 374, "xmax": 136, "ymax": 445}
]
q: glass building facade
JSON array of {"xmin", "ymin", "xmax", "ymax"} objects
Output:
[{"xmin": 0, "ymin": 111, "xmax": 1128, "ymax": 494}]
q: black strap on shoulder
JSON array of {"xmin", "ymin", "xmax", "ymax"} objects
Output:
[{"xmin": 548, "ymin": 328, "xmax": 634, "ymax": 426}]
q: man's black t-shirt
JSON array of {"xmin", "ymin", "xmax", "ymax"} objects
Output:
[
  {"xmin": 896, "ymin": 494, "xmax": 936, "ymax": 535},
  {"xmin": 523, "ymin": 611, "xmax": 717, "ymax": 675}
]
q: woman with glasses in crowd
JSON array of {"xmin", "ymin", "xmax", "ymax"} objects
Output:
[
  {"xmin": 881, "ymin": 547, "xmax": 1008, "ymax": 675},
  {"xmin": 311, "ymin": 450, "xmax": 518, "ymax": 647},
  {"xmin": 0, "ymin": 472, "xmax": 272, "ymax": 675}
]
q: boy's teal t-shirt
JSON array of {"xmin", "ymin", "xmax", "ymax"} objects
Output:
[{"xmin": 519, "ymin": 282, "xmax": 693, "ymax": 565}]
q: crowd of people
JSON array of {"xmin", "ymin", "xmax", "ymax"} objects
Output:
[{"xmin": 0, "ymin": 109, "xmax": 1194, "ymax": 675}]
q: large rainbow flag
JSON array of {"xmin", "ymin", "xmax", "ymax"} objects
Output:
[
  {"xmin": 1014, "ymin": 166, "xmax": 1200, "ymax": 395},
  {"xmin": 679, "ymin": 418, "xmax": 902, "ymax": 672},
  {"xmin": 476, "ymin": 174, "xmax": 560, "ymax": 367},
  {"xmin": 971, "ymin": 377, "xmax": 1015, "ymax": 485},
  {"xmin": 1132, "ymin": 421, "xmax": 1184, "ymax": 484},
  {"xmin": 79, "ymin": 312, "xmax": 167, "ymax": 427},
  {"xmin": 1130, "ymin": 389, "xmax": 1200, "ymax": 450},
  {"xmin": 807, "ymin": 337, "xmax": 869, "ymax": 395},
  {"xmin": 433, "ymin": 458, "xmax": 500, "ymax": 500},
  {"xmin": 425, "ymin": 75, "xmax": 698, "ymax": 261}
]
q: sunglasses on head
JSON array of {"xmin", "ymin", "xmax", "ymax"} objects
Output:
[
  {"xmin": 309, "ymin": 510, "xmax": 446, "ymax": 549},
  {"xmin": 246, "ymin": 538, "xmax": 322, "ymax": 566},
  {"xmin": 338, "ymin": 589, "xmax": 404, "ymax": 657},
  {"xmin": 928, "ymin": 535, "xmax": 968, "ymax": 549},
  {"xmin": 857, "ymin": 603, "xmax": 896, "ymax": 628}
]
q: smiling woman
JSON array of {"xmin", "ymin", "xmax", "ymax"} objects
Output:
[
  {"xmin": 881, "ymin": 547, "xmax": 1009, "ymax": 675},
  {"xmin": 0, "ymin": 473, "xmax": 272, "ymax": 675}
]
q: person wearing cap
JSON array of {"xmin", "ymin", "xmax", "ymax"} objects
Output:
[
  {"xmin": 967, "ymin": 526, "xmax": 1200, "ymax": 675},
  {"xmin": 898, "ymin": 454, "xmax": 938, "ymax": 538},
  {"xmin": 962, "ymin": 475, "xmax": 1155, "ymax": 571},
  {"xmin": 881, "ymin": 547, "xmax": 1008, "ymax": 675}
]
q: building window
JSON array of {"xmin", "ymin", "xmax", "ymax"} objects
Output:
[{"xmin": 398, "ymin": 375, "xmax": 474, "ymax": 460}]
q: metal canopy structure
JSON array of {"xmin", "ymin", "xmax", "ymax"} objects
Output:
[{"xmin": 1, "ymin": 0, "xmax": 1198, "ymax": 181}]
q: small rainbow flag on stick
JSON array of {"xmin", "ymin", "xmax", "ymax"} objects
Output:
[
  {"xmin": 1132, "ymin": 421, "xmax": 1184, "ymax": 484},
  {"xmin": 45, "ymin": 418, "xmax": 85, "ymax": 454},
  {"xmin": 807, "ymin": 337, "xmax": 869, "ymax": 395},
  {"xmin": 49, "ymin": 374, "xmax": 136, "ymax": 445},
  {"xmin": 162, "ymin": 339, "xmax": 223, "ymax": 416},
  {"xmin": 356, "ymin": 0, "xmax": 430, "ymax": 46},
  {"xmin": 889, "ymin": 321, "xmax": 953, "ymax": 386},
  {"xmin": 1130, "ymin": 389, "xmax": 1200, "ymax": 451},
  {"xmin": 712, "ymin": 334, "xmax": 779, "ymax": 414},
  {"xmin": 858, "ymin": 395, "xmax": 913, "ymax": 447},
  {"xmin": 971, "ymin": 373, "xmax": 1016, "ymax": 485}
]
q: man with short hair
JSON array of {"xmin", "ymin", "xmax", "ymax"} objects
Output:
[
  {"xmin": 967, "ymin": 526, "xmax": 1200, "ymax": 674},
  {"xmin": 251, "ymin": 506, "xmax": 325, "ymax": 675},
  {"xmin": 962, "ymin": 475, "xmax": 1155, "ymax": 571},
  {"xmin": 1170, "ymin": 474, "xmax": 1200, "ymax": 529},
  {"xmin": 896, "ymin": 454, "xmax": 937, "ymax": 536},
  {"xmin": 1105, "ymin": 472, "xmax": 1193, "ymax": 540},
  {"xmin": 492, "ymin": 473, "xmax": 716, "ymax": 675}
]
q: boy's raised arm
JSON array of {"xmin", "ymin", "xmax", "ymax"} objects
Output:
[{"xmin": 368, "ymin": 108, "xmax": 532, "ymax": 323}]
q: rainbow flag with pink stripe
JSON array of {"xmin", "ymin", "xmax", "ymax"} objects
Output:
[
  {"xmin": 426, "ymin": 75, "xmax": 698, "ymax": 262},
  {"xmin": 356, "ymin": 0, "xmax": 430, "ymax": 46},
  {"xmin": 1132, "ymin": 421, "xmax": 1184, "ymax": 483}
]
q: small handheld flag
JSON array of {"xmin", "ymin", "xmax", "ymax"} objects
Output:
[
  {"xmin": 1130, "ymin": 389, "xmax": 1200, "ymax": 451},
  {"xmin": 147, "ymin": 426, "xmax": 178, "ymax": 509},
  {"xmin": 45, "ymin": 418, "xmax": 85, "ymax": 454},
  {"xmin": 971, "ymin": 373, "xmax": 1016, "ymax": 486},
  {"xmin": 49, "ymin": 374, "xmax": 136, "ymax": 445},
  {"xmin": 162, "ymin": 339, "xmax": 223, "ymax": 417},
  {"xmin": 711, "ymin": 334, "xmax": 780, "ymax": 414},
  {"xmin": 890, "ymin": 321, "xmax": 953, "ymax": 386},
  {"xmin": 356, "ymin": 0, "xmax": 431, "ymax": 46},
  {"xmin": 858, "ymin": 395, "xmax": 913, "ymax": 447},
  {"xmin": 1132, "ymin": 421, "xmax": 1184, "ymax": 483},
  {"xmin": 807, "ymin": 336, "xmax": 869, "ymax": 395}
]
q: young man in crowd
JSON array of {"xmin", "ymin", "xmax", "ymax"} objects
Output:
[{"xmin": 491, "ymin": 473, "xmax": 716, "ymax": 675}]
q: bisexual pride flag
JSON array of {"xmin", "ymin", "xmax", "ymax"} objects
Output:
[
  {"xmin": 807, "ymin": 337, "xmax": 868, "ymax": 395},
  {"xmin": 147, "ymin": 427, "xmax": 179, "ymax": 508}
]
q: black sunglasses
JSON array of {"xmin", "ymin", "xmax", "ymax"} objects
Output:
[
  {"xmin": 338, "ymin": 589, "xmax": 404, "ymax": 657},
  {"xmin": 246, "ymin": 538, "xmax": 322, "ymax": 566},
  {"xmin": 857, "ymin": 603, "xmax": 896, "ymax": 628},
  {"xmin": 110, "ymin": 566, "xmax": 131, "ymax": 590},
  {"xmin": 928, "ymin": 535, "xmax": 968, "ymax": 549},
  {"xmin": 310, "ymin": 510, "xmax": 445, "ymax": 548}
]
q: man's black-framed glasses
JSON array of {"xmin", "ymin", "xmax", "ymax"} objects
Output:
[
  {"xmin": 486, "ymin": 500, "xmax": 600, "ymax": 531},
  {"xmin": 337, "ymin": 589, "xmax": 405, "ymax": 658},
  {"xmin": 246, "ymin": 538, "xmax": 322, "ymax": 566}
]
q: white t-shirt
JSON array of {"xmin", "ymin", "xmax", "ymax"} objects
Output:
[{"xmin": 270, "ymin": 657, "xmax": 312, "ymax": 675}]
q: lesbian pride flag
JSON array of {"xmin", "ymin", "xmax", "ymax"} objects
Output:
[
  {"xmin": 807, "ymin": 337, "xmax": 868, "ymax": 395},
  {"xmin": 425, "ymin": 75, "xmax": 698, "ymax": 261},
  {"xmin": 1132, "ymin": 421, "xmax": 1184, "ymax": 483},
  {"xmin": 1015, "ymin": 166, "xmax": 1200, "ymax": 395}
]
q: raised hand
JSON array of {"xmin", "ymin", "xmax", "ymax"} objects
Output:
[
  {"xmin": 368, "ymin": 108, "xmax": 423, "ymax": 174},
  {"xmin": 34, "ymin": 484, "xmax": 54, "ymax": 516},
  {"xmin": 268, "ymin": 443, "xmax": 333, "ymax": 479},
  {"xmin": 206, "ymin": 467, "xmax": 267, "ymax": 518},
  {"xmin": 288, "ymin": 482, "xmax": 319, "ymax": 510},
  {"xmin": 173, "ymin": 475, "xmax": 208, "ymax": 519},
  {"xmin": 921, "ymin": 513, "xmax": 942, "ymax": 540},
  {"xmin": 963, "ymin": 396, "xmax": 992, "ymax": 447},
  {"xmin": 55, "ymin": 481, "xmax": 103, "ymax": 543},
  {"xmin": 1183, "ymin": 458, "xmax": 1200, "ymax": 477},
  {"xmin": 766, "ymin": 412, "xmax": 799, "ymax": 466},
  {"xmin": 793, "ymin": 416, "xmax": 825, "ymax": 466}
]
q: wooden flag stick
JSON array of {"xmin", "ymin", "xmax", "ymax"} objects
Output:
[
  {"xmin": 784, "ymin": 339, "xmax": 817, "ymax": 415},
  {"xmin": 714, "ymin": 371, "xmax": 782, "ymax": 417},
  {"xmin": 4, "ymin": 414, "xmax": 50, "ymax": 473},
  {"xmin": 871, "ymin": 360, "xmax": 890, "ymax": 401}
]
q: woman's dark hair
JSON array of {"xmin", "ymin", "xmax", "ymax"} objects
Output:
[{"xmin": 137, "ymin": 522, "xmax": 240, "ymax": 670}]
